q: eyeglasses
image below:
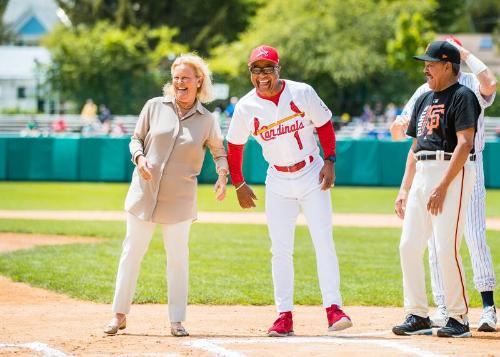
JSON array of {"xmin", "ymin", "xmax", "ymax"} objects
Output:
[{"xmin": 249, "ymin": 66, "xmax": 277, "ymax": 75}]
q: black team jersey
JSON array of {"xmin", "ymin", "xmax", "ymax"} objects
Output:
[{"xmin": 407, "ymin": 82, "xmax": 480, "ymax": 154}]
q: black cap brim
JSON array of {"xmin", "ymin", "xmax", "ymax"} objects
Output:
[{"xmin": 413, "ymin": 55, "xmax": 441, "ymax": 62}]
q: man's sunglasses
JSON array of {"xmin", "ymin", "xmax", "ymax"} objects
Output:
[{"xmin": 249, "ymin": 66, "xmax": 277, "ymax": 75}]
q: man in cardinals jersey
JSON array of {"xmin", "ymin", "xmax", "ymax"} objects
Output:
[{"xmin": 226, "ymin": 45, "xmax": 352, "ymax": 337}]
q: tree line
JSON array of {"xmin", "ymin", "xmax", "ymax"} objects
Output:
[{"xmin": 1, "ymin": 0, "xmax": 499, "ymax": 115}]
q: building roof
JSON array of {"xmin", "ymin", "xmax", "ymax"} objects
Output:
[
  {"xmin": 3, "ymin": 0, "xmax": 68, "ymax": 43},
  {"xmin": 437, "ymin": 33, "xmax": 500, "ymax": 76},
  {"xmin": 0, "ymin": 46, "xmax": 51, "ymax": 80}
]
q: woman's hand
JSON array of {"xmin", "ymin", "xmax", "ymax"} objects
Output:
[
  {"xmin": 137, "ymin": 155, "xmax": 153, "ymax": 181},
  {"xmin": 214, "ymin": 174, "xmax": 227, "ymax": 201}
]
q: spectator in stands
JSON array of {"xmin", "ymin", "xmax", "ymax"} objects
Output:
[
  {"xmin": 20, "ymin": 117, "xmax": 40, "ymax": 137},
  {"xmin": 101, "ymin": 120, "xmax": 112, "ymax": 135},
  {"xmin": 51, "ymin": 117, "xmax": 67, "ymax": 134},
  {"xmin": 340, "ymin": 112, "xmax": 351, "ymax": 125},
  {"xmin": 80, "ymin": 98, "xmax": 97, "ymax": 124},
  {"xmin": 98, "ymin": 104, "xmax": 112, "ymax": 124},
  {"xmin": 360, "ymin": 104, "xmax": 375, "ymax": 124},
  {"xmin": 110, "ymin": 119, "xmax": 127, "ymax": 137},
  {"xmin": 224, "ymin": 96, "xmax": 238, "ymax": 119},
  {"xmin": 104, "ymin": 53, "xmax": 228, "ymax": 338},
  {"xmin": 81, "ymin": 121, "xmax": 101, "ymax": 137},
  {"xmin": 384, "ymin": 102, "xmax": 397, "ymax": 124},
  {"xmin": 496, "ymin": 125, "xmax": 500, "ymax": 140}
]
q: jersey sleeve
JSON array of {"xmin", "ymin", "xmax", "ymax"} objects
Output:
[
  {"xmin": 460, "ymin": 72, "xmax": 495, "ymax": 109},
  {"xmin": 306, "ymin": 85, "xmax": 332, "ymax": 127},
  {"xmin": 454, "ymin": 89, "xmax": 481, "ymax": 132},
  {"xmin": 401, "ymin": 83, "xmax": 430, "ymax": 117},
  {"xmin": 225, "ymin": 104, "xmax": 251, "ymax": 145}
]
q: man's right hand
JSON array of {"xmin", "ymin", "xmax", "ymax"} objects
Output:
[
  {"xmin": 394, "ymin": 189, "xmax": 408, "ymax": 219},
  {"xmin": 137, "ymin": 155, "xmax": 153, "ymax": 181},
  {"xmin": 235, "ymin": 183, "xmax": 257, "ymax": 209}
]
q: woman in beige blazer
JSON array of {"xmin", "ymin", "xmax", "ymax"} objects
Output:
[{"xmin": 104, "ymin": 54, "xmax": 228, "ymax": 337}]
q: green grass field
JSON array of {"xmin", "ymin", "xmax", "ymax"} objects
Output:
[
  {"xmin": 0, "ymin": 219, "xmax": 499, "ymax": 307},
  {"xmin": 0, "ymin": 182, "xmax": 499, "ymax": 308},
  {"xmin": 1, "ymin": 182, "xmax": 500, "ymax": 216}
]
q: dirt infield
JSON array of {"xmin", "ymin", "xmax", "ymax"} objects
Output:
[
  {"xmin": 0, "ymin": 233, "xmax": 499, "ymax": 356},
  {"xmin": 2, "ymin": 210, "xmax": 500, "ymax": 230}
]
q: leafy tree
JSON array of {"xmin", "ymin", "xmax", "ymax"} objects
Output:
[
  {"xmin": 431, "ymin": 0, "xmax": 500, "ymax": 33},
  {"xmin": 210, "ymin": 0, "xmax": 436, "ymax": 114},
  {"xmin": 55, "ymin": 0, "xmax": 259, "ymax": 55},
  {"xmin": 0, "ymin": 0, "xmax": 15, "ymax": 44},
  {"xmin": 430, "ymin": 0, "xmax": 470, "ymax": 33},
  {"xmin": 468, "ymin": 0, "xmax": 500, "ymax": 33},
  {"xmin": 43, "ymin": 22, "xmax": 187, "ymax": 114},
  {"xmin": 387, "ymin": 12, "xmax": 435, "ymax": 87}
]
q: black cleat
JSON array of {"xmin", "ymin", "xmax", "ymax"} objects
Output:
[
  {"xmin": 392, "ymin": 314, "xmax": 432, "ymax": 336},
  {"xmin": 437, "ymin": 317, "xmax": 472, "ymax": 338}
]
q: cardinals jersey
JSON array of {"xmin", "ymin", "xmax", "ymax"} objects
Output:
[{"xmin": 226, "ymin": 80, "xmax": 332, "ymax": 166}]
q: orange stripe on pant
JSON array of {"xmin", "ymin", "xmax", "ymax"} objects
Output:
[{"xmin": 453, "ymin": 168, "xmax": 469, "ymax": 315}]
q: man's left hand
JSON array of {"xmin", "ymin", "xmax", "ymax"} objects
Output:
[
  {"xmin": 319, "ymin": 160, "xmax": 335, "ymax": 190},
  {"xmin": 427, "ymin": 185, "xmax": 448, "ymax": 216}
]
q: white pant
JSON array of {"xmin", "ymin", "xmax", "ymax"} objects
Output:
[
  {"xmin": 428, "ymin": 152, "xmax": 496, "ymax": 306},
  {"xmin": 112, "ymin": 213, "xmax": 191, "ymax": 322},
  {"xmin": 265, "ymin": 158, "xmax": 342, "ymax": 312},
  {"xmin": 400, "ymin": 160, "xmax": 475, "ymax": 320}
]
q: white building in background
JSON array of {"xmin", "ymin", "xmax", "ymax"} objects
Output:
[
  {"xmin": 0, "ymin": 46, "xmax": 52, "ymax": 113},
  {"xmin": 0, "ymin": 0, "xmax": 69, "ymax": 113},
  {"xmin": 3, "ymin": 0, "xmax": 69, "ymax": 45}
]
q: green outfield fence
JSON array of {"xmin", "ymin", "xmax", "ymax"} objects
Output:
[{"xmin": 1, "ymin": 135, "xmax": 499, "ymax": 187}]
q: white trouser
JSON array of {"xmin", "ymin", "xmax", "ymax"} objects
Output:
[
  {"xmin": 400, "ymin": 160, "xmax": 475, "ymax": 320},
  {"xmin": 112, "ymin": 213, "xmax": 191, "ymax": 322},
  {"xmin": 428, "ymin": 152, "xmax": 496, "ymax": 306},
  {"xmin": 265, "ymin": 158, "xmax": 342, "ymax": 313}
]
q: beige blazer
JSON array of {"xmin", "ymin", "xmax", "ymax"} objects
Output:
[{"xmin": 125, "ymin": 96, "xmax": 228, "ymax": 223}]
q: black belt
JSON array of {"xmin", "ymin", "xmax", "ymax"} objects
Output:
[{"xmin": 416, "ymin": 153, "xmax": 476, "ymax": 162}]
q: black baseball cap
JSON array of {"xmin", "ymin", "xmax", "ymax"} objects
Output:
[{"xmin": 414, "ymin": 41, "xmax": 460, "ymax": 64}]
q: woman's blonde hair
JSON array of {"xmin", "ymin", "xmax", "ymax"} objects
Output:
[{"xmin": 163, "ymin": 53, "xmax": 214, "ymax": 103}]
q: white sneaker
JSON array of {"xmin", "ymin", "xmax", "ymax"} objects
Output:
[
  {"xmin": 430, "ymin": 305, "xmax": 448, "ymax": 327},
  {"xmin": 477, "ymin": 306, "xmax": 497, "ymax": 332}
]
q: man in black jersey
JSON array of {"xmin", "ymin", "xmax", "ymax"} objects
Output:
[{"xmin": 392, "ymin": 41, "xmax": 480, "ymax": 338}]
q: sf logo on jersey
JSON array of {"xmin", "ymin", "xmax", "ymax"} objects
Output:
[
  {"xmin": 253, "ymin": 101, "xmax": 305, "ymax": 142},
  {"xmin": 417, "ymin": 104, "xmax": 444, "ymax": 138}
]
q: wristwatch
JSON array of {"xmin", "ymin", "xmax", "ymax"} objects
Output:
[{"xmin": 325, "ymin": 155, "xmax": 336, "ymax": 163}]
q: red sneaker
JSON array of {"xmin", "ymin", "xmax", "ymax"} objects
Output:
[
  {"xmin": 326, "ymin": 304, "xmax": 353, "ymax": 331},
  {"xmin": 267, "ymin": 311, "xmax": 294, "ymax": 337}
]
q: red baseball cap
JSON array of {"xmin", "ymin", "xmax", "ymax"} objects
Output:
[
  {"xmin": 444, "ymin": 35, "xmax": 463, "ymax": 47},
  {"xmin": 248, "ymin": 45, "xmax": 280, "ymax": 66}
]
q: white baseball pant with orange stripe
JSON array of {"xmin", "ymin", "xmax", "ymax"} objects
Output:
[{"xmin": 400, "ymin": 159, "xmax": 475, "ymax": 320}]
